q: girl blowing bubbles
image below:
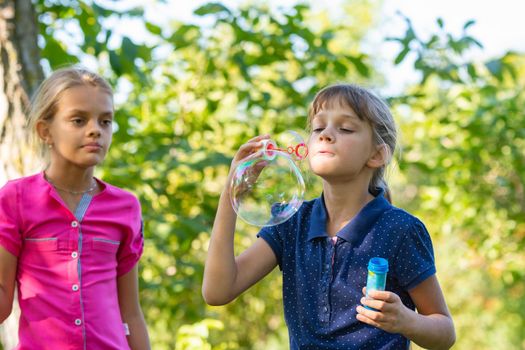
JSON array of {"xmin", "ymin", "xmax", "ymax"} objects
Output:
[
  {"xmin": 203, "ymin": 84, "xmax": 455, "ymax": 349},
  {"xmin": 0, "ymin": 67, "xmax": 150, "ymax": 349}
]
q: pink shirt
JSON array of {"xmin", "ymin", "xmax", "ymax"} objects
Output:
[{"xmin": 0, "ymin": 172, "xmax": 144, "ymax": 350}]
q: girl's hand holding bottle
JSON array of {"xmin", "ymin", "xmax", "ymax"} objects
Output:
[{"xmin": 357, "ymin": 287, "xmax": 413, "ymax": 335}]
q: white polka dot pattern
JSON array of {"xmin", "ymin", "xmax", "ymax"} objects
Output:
[{"xmin": 258, "ymin": 191, "xmax": 436, "ymax": 349}]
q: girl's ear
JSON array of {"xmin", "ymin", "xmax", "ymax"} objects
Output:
[
  {"xmin": 367, "ymin": 143, "xmax": 389, "ymax": 169},
  {"xmin": 36, "ymin": 119, "xmax": 52, "ymax": 146}
]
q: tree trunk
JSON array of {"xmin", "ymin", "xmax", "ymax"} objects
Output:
[{"xmin": 0, "ymin": 0, "xmax": 43, "ymax": 348}]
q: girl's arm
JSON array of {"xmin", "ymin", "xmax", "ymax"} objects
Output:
[
  {"xmin": 202, "ymin": 135, "xmax": 278, "ymax": 306},
  {"xmin": 117, "ymin": 265, "xmax": 150, "ymax": 350},
  {"xmin": 0, "ymin": 247, "xmax": 17, "ymax": 323},
  {"xmin": 357, "ymin": 275, "xmax": 456, "ymax": 350},
  {"xmin": 403, "ymin": 276, "xmax": 455, "ymax": 349}
]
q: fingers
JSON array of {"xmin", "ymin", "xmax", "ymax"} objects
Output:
[
  {"xmin": 244, "ymin": 160, "xmax": 268, "ymax": 181},
  {"xmin": 238, "ymin": 140, "xmax": 262, "ymax": 153},
  {"xmin": 366, "ymin": 290, "xmax": 398, "ymax": 303},
  {"xmin": 236, "ymin": 135, "xmax": 271, "ymax": 159},
  {"xmin": 246, "ymin": 134, "xmax": 271, "ymax": 143},
  {"xmin": 360, "ymin": 291, "xmax": 400, "ymax": 313},
  {"xmin": 356, "ymin": 305, "xmax": 383, "ymax": 328},
  {"xmin": 252, "ymin": 160, "xmax": 268, "ymax": 173},
  {"xmin": 357, "ymin": 288, "xmax": 411, "ymax": 336},
  {"xmin": 356, "ymin": 297, "xmax": 392, "ymax": 331},
  {"xmin": 360, "ymin": 297, "xmax": 387, "ymax": 312},
  {"xmin": 356, "ymin": 291, "xmax": 405, "ymax": 333},
  {"xmin": 229, "ymin": 135, "xmax": 271, "ymax": 188}
]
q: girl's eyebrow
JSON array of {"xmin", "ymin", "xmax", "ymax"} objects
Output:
[
  {"xmin": 65, "ymin": 109, "xmax": 114, "ymax": 117},
  {"xmin": 65, "ymin": 109, "xmax": 88, "ymax": 116},
  {"xmin": 313, "ymin": 111, "xmax": 362, "ymax": 122}
]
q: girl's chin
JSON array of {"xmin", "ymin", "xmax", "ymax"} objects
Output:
[
  {"xmin": 310, "ymin": 163, "xmax": 338, "ymax": 174},
  {"xmin": 311, "ymin": 169, "xmax": 339, "ymax": 180}
]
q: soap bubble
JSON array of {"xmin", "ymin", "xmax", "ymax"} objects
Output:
[{"xmin": 230, "ymin": 132, "xmax": 307, "ymax": 227}]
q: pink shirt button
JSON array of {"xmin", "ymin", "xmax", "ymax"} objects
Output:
[
  {"xmin": 71, "ymin": 221, "xmax": 79, "ymax": 227},
  {"xmin": 71, "ymin": 251, "xmax": 78, "ymax": 258},
  {"xmin": 74, "ymin": 319, "xmax": 82, "ymax": 326},
  {"xmin": 72, "ymin": 284, "xmax": 79, "ymax": 291}
]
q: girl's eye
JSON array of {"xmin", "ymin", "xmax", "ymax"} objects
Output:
[
  {"xmin": 312, "ymin": 128, "xmax": 324, "ymax": 133},
  {"xmin": 72, "ymin": 118, "xmax": 84, "ymax": 125},
  {"xmin": 101, "ymin": 119, "xmax": 113, "ymax": 126},
  {"xmin": 340, "ymin": 128, "xmax": 354, "ymax": 133}
]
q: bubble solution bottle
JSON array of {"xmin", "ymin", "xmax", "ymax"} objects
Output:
[{"xmin": 365, "ymin": 257, "xmax": 389, "ymax": 311}]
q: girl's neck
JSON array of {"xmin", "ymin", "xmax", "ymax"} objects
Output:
[
  {"xmin": 322, "ymin": 178, "xmax": 374, "ymax": 229},
  {"xmin": 44, "ymin": 166, "xmax": 96, "ymax": 193}
]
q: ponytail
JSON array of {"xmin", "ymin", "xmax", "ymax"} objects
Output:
[{"xmin": 383, "ymin": 185, "xmax": 392, "ymax": 203}]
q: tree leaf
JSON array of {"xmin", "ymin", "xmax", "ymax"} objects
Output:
[
  {"xmin": 394, "ymin": 47, "xmax": 410, "ymax": 65},
  {"xmin": 194, "ymin": 2, "xmax": 231, "ymax": 16}
]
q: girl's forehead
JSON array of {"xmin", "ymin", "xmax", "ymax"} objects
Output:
[
  {"xmin": 314, "ymin": 95, "xmax": 357, "ymax": 113},
  {"xmin": 61, "ymin": 85, "xmax": 111, "ymax": 101},
  {"xmin": 55, "ymin": 85, "xmax": 113, "ymax": 114},
  {"xmin": 313, "ymin": 99, "xmax": 360, "ymax": 119}
]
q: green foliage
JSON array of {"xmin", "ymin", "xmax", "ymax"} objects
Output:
[
  {"xmin": 35, "ymin": 0, "xmax": 152, "ymax": 81},
  {"xmin": 389, "ymin": 18, "xmax": 525, "ymax": 350}
]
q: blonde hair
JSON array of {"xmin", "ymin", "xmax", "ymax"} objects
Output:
[
  {"xmin": 27, "ymin": 66, "xmax": 113, "ymax": 162},
  {"xmin": 307, "ymin": 83, "xmax": 397, "ymax": 202}
]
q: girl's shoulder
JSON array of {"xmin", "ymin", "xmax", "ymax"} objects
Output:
[
  {"xmin": 289, "ymin": 197, "xmax": 318, "ymax": 224},
  {"xmin": 98, "ymin": 179, "xmax": 135, "ymax": 197},
  {"xmin": 261, "ymin": 197, "xmax": 317, "ymax": 236},
  {"xmin": 300, "ymin": 197, "xmax": 318, "ymax": 211},
  {"xmin": 96, "ymin": 179, "xmax": 141, "ymax": 206},
  {"xmin": 0, "ymin": 173, "xmax": 43, "ymax": 195},
  {"xmin": 379, "ymin": 205, "xmax": 427, "ymax": 232}
]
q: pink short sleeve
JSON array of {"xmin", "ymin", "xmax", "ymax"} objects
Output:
[
  {"xmin": 0, "ymin": 181, "xmax": 22, "ymax": 257},
  {"xmin": 116, "ymin": 197, "xmax": 144, "ymax": 276}
]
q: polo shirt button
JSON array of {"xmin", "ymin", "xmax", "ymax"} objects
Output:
[
  {"xmin": 323, "ymin": 306, "xmax": 328, "ymax": 313},
  {"xmin": 71, "ymin": 221, "xmax": 79, "ymax": 228},
  {"xmin": 72, "ymin": 284, "xmax": 79, "ymax": 291},
  {"xmin": 74, "ymin": 319, "xmax": 82, "ymax": 326},
  {"xmin": 71, "ymin": 252, "xmax": 78, "ymax": 259},
  {"xmin": 325, "ymin": 264, "xmax": 330, "ymax": 269}
]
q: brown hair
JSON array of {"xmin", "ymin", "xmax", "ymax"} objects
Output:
[
  {"xmin": 27, "ymin": 66, "xmax": 113, "ymax": 162},
  {"xmin": 307, "ymin": 83, "xmax": 397, "ymax": 202}
]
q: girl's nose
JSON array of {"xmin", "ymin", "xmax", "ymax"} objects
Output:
[
  {"xmin": 88, "ymin": 120, "xmax": 102, "ymax": 137},
  {"xmin": 319, "ymin": 128, "xmax": 334, "ymax": 142}
]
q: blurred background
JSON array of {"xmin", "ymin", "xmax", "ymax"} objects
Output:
[{"xmin": 0, "ymin": 0, "xmax": 524, "ymax": 349}]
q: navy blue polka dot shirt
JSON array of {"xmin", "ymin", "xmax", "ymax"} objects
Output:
[{"xmin": 258, "ymin": 189, "xmax": 436, "ymax": 350}]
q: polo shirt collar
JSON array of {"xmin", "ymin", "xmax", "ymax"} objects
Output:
[{"xmin": 306, "ymin": 188, "xmax": 391, "ymax": 244}]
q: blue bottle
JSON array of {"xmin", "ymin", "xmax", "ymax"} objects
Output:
[{"xmin": 365, "ymin": 257, "xmax": 388, "ymax": 311}]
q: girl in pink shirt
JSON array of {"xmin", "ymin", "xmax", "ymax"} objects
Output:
[{"xmin": 0, "ymin": 67, "xmax": 150, "ymax": 349}]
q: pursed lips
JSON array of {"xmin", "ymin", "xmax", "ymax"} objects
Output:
[{"xmin": 82, "ymin": 142, "xmax": 102, "ymax": 149}]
